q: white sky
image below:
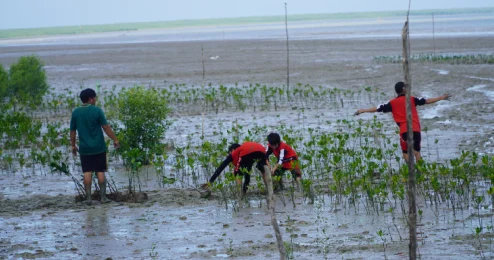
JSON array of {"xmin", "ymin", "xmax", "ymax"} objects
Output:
[{"xmin": 1, "ymin": 0, "xmax": 492, "ymax": 29}]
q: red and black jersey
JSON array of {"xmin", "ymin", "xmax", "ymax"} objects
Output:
[
  {"xmin": 209, "ymin": 142, "xmax": 265, "ymax": 183},
  {"xmin": 377, "ymin": 94, "xmax": 426, "ymax": 134},
  {"xmin": 266, "ymin": 142, "xmax": 298, "ymax": 165},
  {"xmin": 231, "ymin": 142, "xmax": 265, "ymax": 170}
]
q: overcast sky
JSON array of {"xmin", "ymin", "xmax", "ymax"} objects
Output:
[{"xmin": 1, "ymin": 0, "xmax": 492, "ymax": 29}]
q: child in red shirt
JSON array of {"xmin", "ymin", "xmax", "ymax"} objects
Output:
[{"xmin": 266, "ymin": 133, "xmax": 302, "ymax": 191}]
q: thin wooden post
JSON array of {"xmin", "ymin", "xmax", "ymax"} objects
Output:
[
  {"xmin": 284, "ymin": 3, "xmax": 290, "ymax": 95},
  {"xmin": 201, "ymin": 45, "xmax": 205, "ymax": 139},
  {"xmin": 402, "ymin": 19, "xmax": 417, "ymax": 260},
  {"xmin": 264, "ymin": 165, "xmax": 286, "ymax": 260},
  {"xmin": 432, "ymin": 13, "xmax": 436, "ymax": 57}
]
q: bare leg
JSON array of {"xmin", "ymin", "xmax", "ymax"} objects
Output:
[
  {"xmin": 295, "ymin": 177, "xmax": 302, "ymax": 192},
  {"xmin": 414, "ymin": 151, "xmax": 421, "ymax": 162},
  {"xmin": 83, "ymin": 172, "xmax": 93, "ymax": 205},
  {"xmin": 402, "ymin": 153, "xmax": 409, "ymax": 162},
  {"xmin": 402, "ymin": 151, "xmax": 421, "ymax": 163}
]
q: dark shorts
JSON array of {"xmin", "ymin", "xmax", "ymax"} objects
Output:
[
  {"xmin": 80, "ymin": 152, "xmax": 107, "ymax": 173},
  {"xmin": 235, "ymin": 151, "xmax": 267, "ymax": 176},
  {"xmin": 235, "ymin": 151, "xmax": 267, "ymax": 193},
  {"xmin": 400, "ymin": 132, "xmax": 421, "ymax": 153}
]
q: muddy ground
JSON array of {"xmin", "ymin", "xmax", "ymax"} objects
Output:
[{"xmin": 1, "ymin": 19, "xmax": 494, "ymax": 259}]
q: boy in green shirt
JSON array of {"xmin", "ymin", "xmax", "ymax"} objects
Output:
[{"xmin": 70, "ymin": 88, "xmax": 119, "ymax": 205}]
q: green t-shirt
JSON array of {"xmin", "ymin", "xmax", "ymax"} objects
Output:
[{"xmin": 70, "ymin": 104, "xmax": 108, "ymax": 155}]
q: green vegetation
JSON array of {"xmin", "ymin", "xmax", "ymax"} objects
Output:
[
  {"xmin": 112, "ymin": 86, "xmax": 171, "ymax": 163},
  {"xmin": 111, "ymin": 86, "xmax": 171, "ymax": 194},
  {"xmin": 1, "ymin": 7, "xmax": 493, "ymax": 39},
  {"xmin": 374, "ymin": 53, "xmax": 494, "ymax": 65},
  {"xmin": 8, "ymin": 55, "xmax": 49, "ymax": 108}
]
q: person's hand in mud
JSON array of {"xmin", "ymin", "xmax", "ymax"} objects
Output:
[
  {"xmin": 71, "ymin": 145, "xmax": 78, "ymax": 156},
  {"xmin": 441, "ymin": 93, "xmax": 452, "ymax": 101},
  {"xmin": 271, "ymin": 165, "xmax": 279, "ymax": 176},
  {"xmin": 200, "ymin": 183, "xmax": 211, "ymax": 190},
  {"xmin": 354, "ymin": 109, "xmax": 363, "ymax": 116}
]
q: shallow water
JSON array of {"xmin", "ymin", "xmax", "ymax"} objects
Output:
[{"xmin": 1, "ymin": 13, "xmax": 493, "ymax": 47}]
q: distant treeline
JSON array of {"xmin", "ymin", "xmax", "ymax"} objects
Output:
[{"xmin": 1, "ymin": 7, "xmax": 493, "ymax": 39}]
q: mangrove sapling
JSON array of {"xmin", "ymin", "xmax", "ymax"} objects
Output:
[
  {"xmin": 284, "ymin": 215, "xmax": 296, "ymax": 260},
  {"xmin": 377, "ymin": 229, "xmax": 388, "ymax": 260},
  {"xmin": 122, "ymin": 148, "xmax": 144, "ymax": 195},
  {"xmin": 475, "ymin": 226, "xmax": 486, "ymax": 259},
  {"xmin": 288, "ymin": 178, "xmax": 296, "ymax": 208},
  {"xmin": 49, "ymin": 159, "xmax": 86, "ymax": 197},
  {"xmin": 301, "ymin": 179, "xmax": 315, "ymax": 205},
  {"xmin": 389, "ymin": 206, "xmax": 403, "ymax": 241},
  {"xmin": 487, "ymin": 224, "xmax": 493, "ymax": 254},
  {"xmin": 227, "ymin": 238, "xmax": 234, "ymax": 256},
  {"xmin": 254, "ymin": 175, "xmax": 266, "ymax": 208},
  {"xmin": 212, "ymin": 172, "xmax": 244, "ymax": 212},
  {"xmin": 149, "ymin": 243, "xmax": 158, "ymax": 260},
  {"xmin": 273, "ymin": 175, "xmax": 287, "ymax": 207}
]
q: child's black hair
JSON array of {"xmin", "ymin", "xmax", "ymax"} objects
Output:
[
  {"xmin": 228, "ymin": 143, "xmax": 241, "ymax": 153},
  {"xmin": 267, "ymin": 133, "xmax": 281, "ymax": 145}
]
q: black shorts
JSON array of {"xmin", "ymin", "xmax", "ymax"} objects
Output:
[
  {"xmin": 235, "ymin": 151, "xmax": 267, "ymax": 175},
  {"xmin": 400, "ymin": 132, "xmax": 421, "ymax": 153},
  {"xmin": 80, "ymin": 152, "xmax": 107, "ymax": 173}
]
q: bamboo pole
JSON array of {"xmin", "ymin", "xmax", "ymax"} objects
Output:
[
  {"xmin": 264, "ymin": 165, "xmax": 286, "ymax": 260},
  {"xmin": 402, "ymin": 12, "xmax": 417, "ymax": 260},
  {"xmin": 284, "ymin": 3, "xmax": 290, "ymax": 95},
  {"xmin": 201, "ymin": 45, "xmax": 205, "ymax": 139},
  {"xmin": 432, "ymin": 13, "xmax": 436, "ymax": 57}
]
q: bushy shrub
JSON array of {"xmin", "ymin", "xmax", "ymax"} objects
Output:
[
  {"xmin": 115, "ymin": 86, "xmax": 171, "ymax": 165},
  {"xmin": 8, "ymin": 55, "xmax": 49, "ymax": 108}
]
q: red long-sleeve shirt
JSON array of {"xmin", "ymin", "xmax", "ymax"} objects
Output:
[{"xmin": 377, "ymin": 94, "xmax": 426, "ymax": 134}]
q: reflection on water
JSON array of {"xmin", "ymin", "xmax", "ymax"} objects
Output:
[
  {"xmin": 80, "ymin": 207, "xmax": 111, "ymax": 257},
  {"xmin": 85, "ymin": 207, "xmax": 110, "ymax": 236}
]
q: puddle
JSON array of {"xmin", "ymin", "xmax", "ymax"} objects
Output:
[{"xmin": 431, "ymin": 69, "xmax": 450, "ymax": 75}]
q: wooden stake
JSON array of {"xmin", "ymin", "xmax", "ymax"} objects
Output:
[
  {"xmin": 402, "ymin": 2, "xmax": 417, "ymax": 259},
  {"xmin": 285, "ymin": 3, "xmax": 290, "ymax": 95},
  {"xmin": 264, "ymin": 165, "xmax": 286, "ymax": 260},
  {"xmin": 201, "ymin": 45, "xmax": 205, "ymax": 139},
  {"xmin": 432, "ymin": 13, "xmax": 436, "ymax": 57}
]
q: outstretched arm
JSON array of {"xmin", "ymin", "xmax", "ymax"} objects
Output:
[
  {"xmin": 426, "ymin": 93, "xmax": 451, "ymax": 104},
  {"xmin": 355, "ymin": 101, "xmax": 392, "ymax": 115},
  {"xmin": 208, "ymin": 155, "xmax": 233, "ymax": 184},
  {"xmin": 354, "ymin": 107, "xmax": 378, "ymax": 115}
]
